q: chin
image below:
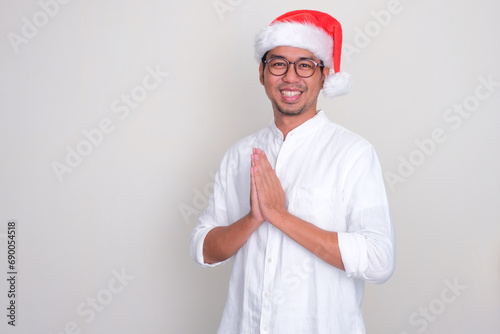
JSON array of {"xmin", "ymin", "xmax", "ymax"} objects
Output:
[
  {"xmin": 277, "ymin": 108, "xmax": 305, "ymax": 116},
  {"xmin": 273, "ymin": 102, "xmax": 295, "ymax": 114},
  {"xmin": 274, "ymin": 100, "xmax": 309, "ymax": 116}
]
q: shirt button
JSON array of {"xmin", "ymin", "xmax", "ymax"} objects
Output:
[
  {"xmin": 264, "ymin": 291, "xmax": 270, "ymax": 298},
  {"xmin": 268, "ymin": 258, "xmax": 273, "ymax": 263},
  {"xmin": 263, "ymin": 326, "xmax": 269, "ymax": 331}
]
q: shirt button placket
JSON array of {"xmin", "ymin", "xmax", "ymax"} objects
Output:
[
  {"xmin": 261, "ymin": 227, "xmax": 276, "ymax": 334},
  {"xmin": 261, "ymin": 139, "xmax": 280, "ymax": 333}
]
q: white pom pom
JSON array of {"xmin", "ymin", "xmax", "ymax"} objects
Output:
[{"xmin": 322, "ymin": 72, "xmax": 352, "ymax": 98}]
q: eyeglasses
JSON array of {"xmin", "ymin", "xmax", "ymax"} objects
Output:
[{"xmin": 263, "ymin": 56, "xmax": 323, "ymax": 78}]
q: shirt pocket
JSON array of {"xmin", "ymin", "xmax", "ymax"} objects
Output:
[{"xmin": 287, "ymin": 186, "xmax": 343, "ymax": 231}]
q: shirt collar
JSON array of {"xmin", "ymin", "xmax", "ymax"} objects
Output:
[{"xmin": 271, "ymin": 110, "xmax": 328, "ymax": 140}]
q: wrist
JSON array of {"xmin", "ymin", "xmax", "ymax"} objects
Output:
[
  {"xmin": 247, "ymin": 212, "xmax": 264, "ymax": 226},
  {"xmin": 267, "ymin": 208, "xmax": 289, "ymax": 227}
]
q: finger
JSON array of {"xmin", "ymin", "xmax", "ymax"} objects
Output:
[
  {"xmin": 250, "ymin": 166, "xmax": 257, "ymax": 196},
  {"xmin": 257, "ymin": 150, "xmax": 274, "ymax": 173},
  {"xmin": 251, "ymin": 148, "xmax": 260, "ymax": 167},
  {"xmin": 258, "ymin": 151, "xmax": 281, "ymax": 185},
  {"xmin": 253, "ymin": 163, "xmax": 270, "ymax": 196},
  {"xmin": 250, "ymin": 166, "xmax": 262, "ymax": 215},
  {"xmin": 251, "ymin": 166, "xmax": 264, "ymax": 202},
  {"xmin": 253, "ymin": 156, "xmax": 271, "ymax": 188},
  {"xmin": 254, "ymin": 150, "xmax": 283, "ymax": 198},
  {"xmin": 255, "ymin": 151, "xmax": 277, "ymax": 188}
]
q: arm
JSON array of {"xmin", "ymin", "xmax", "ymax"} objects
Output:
[
  {"xmin": 268, "ymin": 211, "xmax": 345, "ymax": 271},
  {"xmin": 202, "ymin": 148, "xmax": 265, "ymax": 264},
  {"xmin": 252, "ymin": 149, "xmax": 345, "ymax": 270},
  {"xmin": 252, "ymin": 148, "xmax": 395, "ymax": 282},
  {"xmin": 203, "ymin": 215, "xmax": 261, "ymax": 264}
]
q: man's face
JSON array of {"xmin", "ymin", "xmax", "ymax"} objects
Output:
[{"xmin": 259, "ymin": 46, "xmax": 329, "ymax": 117}]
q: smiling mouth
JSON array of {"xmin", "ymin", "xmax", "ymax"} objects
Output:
[{"xmin": 281, "ymin": 90, "xmax": 302, "ymax": 97}]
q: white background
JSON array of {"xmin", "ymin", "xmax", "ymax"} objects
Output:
[{"xmin": 1, "ymin": 0, "xmax": 499, "ymax": 333}]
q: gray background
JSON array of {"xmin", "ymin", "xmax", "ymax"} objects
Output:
[{"xmin": 1, "ymin": 0, "xmax": 499, "ymax": 333}]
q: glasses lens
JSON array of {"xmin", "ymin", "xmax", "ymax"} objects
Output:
[
  {"xmin": 295, "ymin": 60, "xmax": 316, "ymax": 78},
  {"xmin": 267, "ymin": 58, "xmax": 317, "ymax": 78},
  {"xmin": 268, "ymin": 58, "xmax": 288, "ymax": 76}
]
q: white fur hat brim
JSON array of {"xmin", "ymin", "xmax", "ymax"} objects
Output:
[{"xmin": 255, "ymin": 22, "xmax": 333, "ymax": 68}]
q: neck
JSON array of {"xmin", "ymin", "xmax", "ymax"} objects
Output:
[{"xmin": 273, "ymin": 108, "xmax": 317, "ymax": 140}]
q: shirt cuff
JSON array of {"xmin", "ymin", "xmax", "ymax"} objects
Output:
[
  {"xmin": 190, "ymin": 226, "xmax": 230, "ymax": 268},
  {"xmin": 337, "ymin": 232, "xmax": 368, "ymax": 279}
]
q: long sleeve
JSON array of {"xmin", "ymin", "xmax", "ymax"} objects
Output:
[
  {"xmin": 337, "ymin": 145, "xmax": 396, "ymax": 284},
  {"xmin": 190, "ymin": 154, "xmax": 231, "ymax": 268},
  {"xmin": 189, "ymin": 140, "xmax": 253, "ymax": 268}
]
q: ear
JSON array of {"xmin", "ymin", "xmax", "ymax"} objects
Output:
[
  {"xmin": 320, "ymin": 67, "xmax": 330, "ymax": 89},
  {"xmin": 259, "ymin": 63, "xmax": 265, "ymax": 86}
]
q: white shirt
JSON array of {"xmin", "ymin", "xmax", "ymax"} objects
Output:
[{"xmin": 191, "ymin": 111, "xmax": 395, "ymax": 334}]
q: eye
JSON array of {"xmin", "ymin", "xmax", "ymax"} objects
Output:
[
  {"xmin": 270, "ymin": 61, "xmax": 287, "ymax": 68},
  {"xmin": 298, "ymin": 61, "xmax": 314, "ymax": 69}
]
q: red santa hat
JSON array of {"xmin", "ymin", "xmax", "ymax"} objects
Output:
[{"xmin": 255, "ymin": 10, "xmax": 351, "ymax": 98}]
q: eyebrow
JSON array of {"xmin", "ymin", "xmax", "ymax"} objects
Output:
[{"xmin": 268, "ymin": 54, "xmax": 317, "ymax": 62}]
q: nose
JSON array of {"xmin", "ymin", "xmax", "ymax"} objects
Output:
[{"xmin": 282, "ymin": 64, "xmax": 301, "ymax": 83}]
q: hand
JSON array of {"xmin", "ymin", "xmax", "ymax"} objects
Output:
[
  {"xmin": 249, "ymin": 148, "xmax": 265, "ymax": 224},
  {"xmin": 251, "ymin": 148, "xmax": 286, "ymax": 222}
]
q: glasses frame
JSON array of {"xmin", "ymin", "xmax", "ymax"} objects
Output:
[{"xmin": 263, "ymin": 56, "xmax": 324, "ymax": 78}]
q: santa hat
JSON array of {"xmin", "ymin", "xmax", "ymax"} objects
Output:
[{"xmin": 255, "ymin": 10, "xmax": 351, "ymax": 98}]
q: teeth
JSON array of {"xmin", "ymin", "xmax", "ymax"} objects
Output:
[{"xmin": 281, "ymin": 90, "xmax": 301, "ymax": 97}]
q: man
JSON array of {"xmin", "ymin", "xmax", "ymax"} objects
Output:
[{"xmin": 191, "ymin": 10, "xmax": 395, "ymax": 333}]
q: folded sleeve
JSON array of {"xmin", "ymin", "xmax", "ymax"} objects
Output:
[{"xmin": 337, "ymin": 145, "xmax": 396, "ymax": 284}]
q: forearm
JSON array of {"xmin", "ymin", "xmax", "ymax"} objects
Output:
[
  {"xmin": 203, "ymin": 213, "xmax": 262, "ymax": 264},
  {"xmin": 269, "ymin": 211, "xmax": 345, "ymax": 271},
  {"xmin": 251, "ymin": 147, "xmax": 394, "ymax": 279},
  {"xmin": 252, "ymin": 148, "xmax": 345, "ymax": 270}
]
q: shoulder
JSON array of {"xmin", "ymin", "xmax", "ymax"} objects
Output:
[
  {"xmin": 317, "ymin": 114, "xmax": 375, "ymax": 158},
  {"xmin": 225, "ymin": 126, "xmax": 273, "ymax": 157},
  {"xmin": 219, "ymin": 125, "xmax": 273, "ymax": 167}
]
